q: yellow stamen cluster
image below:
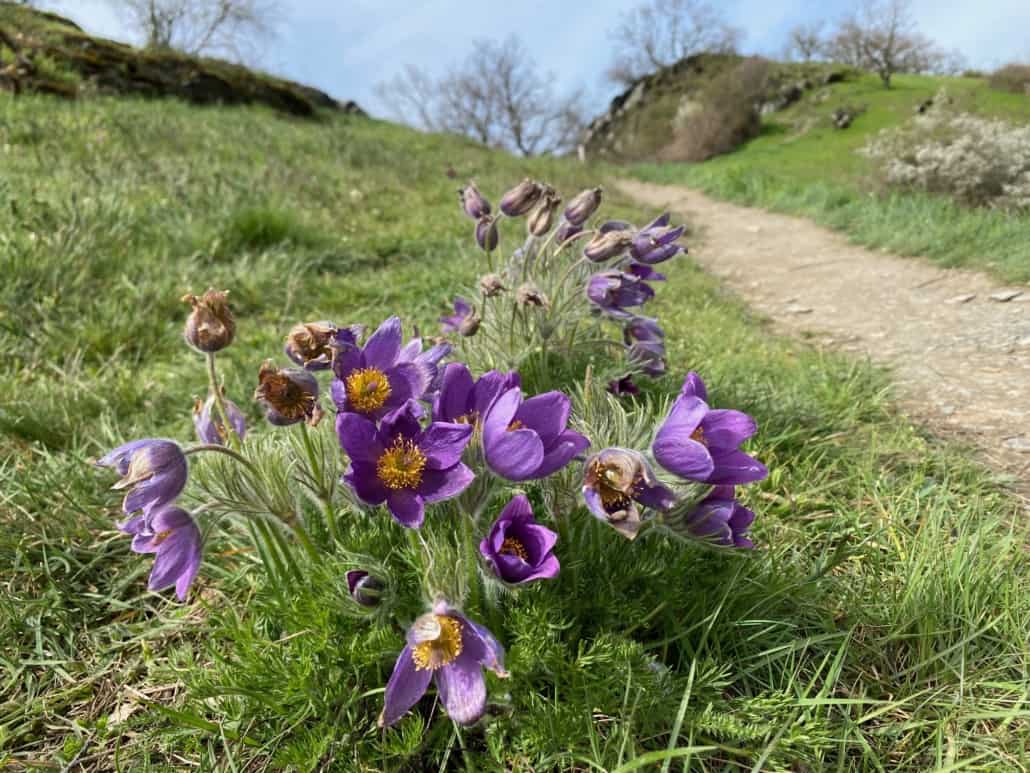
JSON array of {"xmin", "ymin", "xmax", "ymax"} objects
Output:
[
  {"xmin": 411, "ymin": 615, "xmax": 464, "ymax": 671},
  {"xmin": 507, "ymin": 419, "xmax": 524, "ymax": 432},
  {"xmin": 376, "ymin": 437, "xmax": 427, "ymax": 490},
  {"xmin": 345, "ymin": 367, "xmax": 392, "ymax": 414},
  {"xmin": 151, "ymin": 529, "xmax": 174, "ymax": 547},
  {"xmin": 588, "ymin": 458, "xmax": 641, "ymax": 512},
  {"xmin": 499, "ymin": 537, "xmax": 529, "ymax": 561}
]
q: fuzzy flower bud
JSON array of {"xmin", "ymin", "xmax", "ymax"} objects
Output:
[
  {"xmin": 459, "ymin": 181, "xmax": 491, "ymax": 219},
  {"xmin": 499, "ymin": 178, "xmax": 543, "ymax": 217},
  {"xmin": 584, "ymin": 230, "xmax": 633, "ymax": 262},
  {"xmin": 182, "ymin": 289, "xmax": 235, "ymax": 352},
  {"xmin": 527, "ymin": 188, "xmax": 561, "ymax": 236},
  {"xmin": 516, "ymin": 282, "xmax": 548, "ymax": 308},
  {"xmin": 346, "ymin": 570, "xmax": 386, "ymax": 607},
  {"xmin": 475, "ymin": 215, "xmax": 499, "ymax": 251},
  {"xmin": 479, "ymin": 273, "xmax": 507, "ymax": 297},
  {"xmin": 564, "ymin": 187, "xmax": 602, "ymax": 226},
  {"xmin": 458, "ymin": 308, "xmax": 481, "ymax": 337},
  {"xmin": 555, "ymin": 221, "xmax": 583, "ymax": 244}
]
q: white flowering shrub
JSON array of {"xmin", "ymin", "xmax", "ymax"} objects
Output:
[{"xmin": 861, "ymin": 102, "xmax": 1030, "ymax": 211}]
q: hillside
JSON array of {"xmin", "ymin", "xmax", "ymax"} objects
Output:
[
  {"xmin": 625, "ymin": 65, "xmax": 1030, "ymax": 281},
  {"xmin": 0, "ymin": 2, "xmax": 362, "ymax": 116}
]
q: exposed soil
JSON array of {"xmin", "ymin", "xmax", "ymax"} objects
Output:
[{"xmin": 618, "ymin": 179, "xmax": 1030, "ymax": 502}]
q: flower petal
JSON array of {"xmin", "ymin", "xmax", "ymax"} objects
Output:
[
  {"xmin": 387, "ymin": 490, "xmax": 425, "ymax": 528},
  {"xmin": 436, "ymin": 652, "xmax": 486, "ymax": 725},
  {"xmin": 419, "ymin": 422, "xmax": 472, "ymax": 469},
  {"xmin": 363, "ymin": 316, "xmax": 402, "ymax": 368},
  {"xmin": 464, "ymin": 619, "xmax": 507, "ymax": 675},
  {"xmin": 703, "ymin": 409, "xmax": 757, "ymax": 451},
  {"xmin": 531, "ymin": 429, "xmax": 590, "ymax": 479},
  {"xmin": 336, "ymin": 412, "xmax": 383, "ymax": 464},
  {"xmin": 344, "ymin": 461, "xmax": 389, "ymax": 505},
  {"xmin": 514, "ymin": 391, "xmax": 570, "ymax": 448},
  {"xmin": 653, "ymin": 397, "xmax": 714, "ymax": 480},
  {"xmin": 679, "ymin": 372, "xmax": 708, "ymax": 401},
  {"xmin": 420, "ymin": 464, "xmax": 474, "ymax": 503},
  {"xmin": 434, "ymin": 363, "xmax": 474, "ymax": 422},
  {"xmin": 380, "ymin": 400, "xmax": 423, "ymax": 440},
  {"xmin": 707, "ymin": 450, "xmax": 768, "ymax": 485},
  {"xmin": 379, "ymin": 645, "xmax": 433, "ymax": 727}
]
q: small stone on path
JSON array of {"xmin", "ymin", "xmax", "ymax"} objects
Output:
[
  {"xmin": 785, "ymin": 304, "xmax": 813, "ymax": 314},
  {"xmin": 989, "ymin": 290, "xmax": 1023, "ymax": 302},
  {"xmin": 1002, "ymin": 437, "xmax": 1030, "ymax": 453},
  {"xmin": 946, "ymin": 293, "xmax": 976, "ymax": 304}
]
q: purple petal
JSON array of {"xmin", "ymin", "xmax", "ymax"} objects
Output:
[
  {"xmin": 497, "ymin": 493, "xmax": 532, "ymax": 525},
  {"xmin": 680, "ymin": 372, "xmax": 708, "ymax": 401},
  {"xmin": 521, "ymin": 553, "xmax": 560, "ymax": 582},
  {"xmin": 471, "ymin": 370, "xmax": 517, "ymax": 417},
  {"xmin": 336, "ymin": 412, "xmax": 383, "ymax": 463},
  {"xmin": 514, "ymin": 391, "xmax": 571, "ymax": 448},
  {"xmin": 387, "ymin": 490, "xmax": 425, "ymax": 528},
  {"xmin": 363, "ymin": 316, "xmax": 402, "ymax": 368},
  {"xmin": 96, "ymin": 439, "xmax": 152, "ymax": 475},
  {"xmin": 344, "ymin": 461, "xmax": 389, "ymax": 505},
  {"xmin": 382, "ymin": 361, "xmax": 430, "ymax": 413},
  {"xmin": 653, "ymin": 397, "xmax": 715, "ymax": 480},
  {"xmin": 380, "ymin": 400, "xmax": 423, "ymax": 440},
  {"xmin": 436, "ymin": 651, "xmax": 486, "ymax": 725},
  {"xmin": 379, "ymin": 645, "xmax": 433, "ymax": 727},
  {"xmin": 464, "ymin": 619, "xmax": 507, "ymax": 675},
  {"xmin": 419, "ymin": 422, "xmax": 472, "ymax": 469},
  {"xmin": 531, "ymin": 429, "xmax": 590, "ymax": 479},
  {"xmin": 702, "ymin": 409, "xmax": 757, "ymax": 451},
  {"xmin": 515, "ymin": 522, "xmax": 558, "ymax": 562},
  {"xmin": 485, "ymin": 428, "xmax": 545, "ymax": 481},
  {"xmin": 707, "ymin": 450, "xmax": 768, "ymax": 485},
  {"xmin": 434, "ymin": 363, "xmax": 474, "ymax": 422},
  {"xmin": 635, "ymin": 479, "xmax": 676, "ymax": 511},
  {"xmin": 420, "ymin": 464, "xmax": 474, "ymax": 503}
]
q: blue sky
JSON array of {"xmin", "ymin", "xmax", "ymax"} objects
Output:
[{"xmin": 43, "ymin": 1, "xmax": 1030, "ymax": 117}]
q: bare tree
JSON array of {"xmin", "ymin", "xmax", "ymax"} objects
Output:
[
  {"xmin": 826, "ymin": 0, "xmax": 947, "ymax": 88},
  {"xmin": 375, "ymin": 36, "xmax": 586, "ymax": 157},
  {"xmin": 785, "ymin": 21, "xmax": 825, "ymax": 62},
  {"xmin": 605, "ymin": 0, "xmax": 742, "ymax": 86},
  {"xmin": 107, "ymin": 0, "xmax": 280, "ymax": 60}
]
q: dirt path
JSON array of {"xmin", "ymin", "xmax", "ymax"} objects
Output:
[{"xmin": 617, "ymin": 180, "xmax": 1030, "ymax": 500}]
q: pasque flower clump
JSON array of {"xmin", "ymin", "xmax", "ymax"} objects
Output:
[{"xmin": 95, "ymin": 178, "xmax": 767, "ymax": 730}]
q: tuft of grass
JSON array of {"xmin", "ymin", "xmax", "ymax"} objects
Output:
[
  {"xmin": 1, "ymin": 91, "xmax": 1028, "ymax": 770},
  {"xmin": 631, "ymin": 72, "xmax": 1030, "ymax": 282}
]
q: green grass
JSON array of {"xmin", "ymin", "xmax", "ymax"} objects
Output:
[
  {"xmin": 2, "ymin": 92, "xmax": 1029, "ymax": 770},
  {"xmin": 632, "ymin": 72, "xmax": 1030, "ymax": 283}
]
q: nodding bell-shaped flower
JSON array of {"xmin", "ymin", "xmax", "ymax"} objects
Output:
[
  {"xmin": 555, "ymin": 221, "xmax": 583, "ymax": 244},
  {"xmin": 254, "ymin": 360, "xmax": 323, "ymax": 426},
  {"xmin": 563, "ymin": 187, "xmax": 602, "ymax": 226},
  {"xmin": 346, "ymin": 569, "xmax": 386, "ymax": 607},
  {"xmin": 379, "ymin": 599, "xmax": 507, "ymax": 727},
  {"xmin": 479, "ymin": 494, "xmax": 560, "ymax": 584},
  {"xmin": 96, "ymin": 439, "xmax": 188, "ymax": 516},
  {"xmin": 475, "ymin": 215, "xmax": 499, "ymax": 252},
  {"xmin": 582, "ymin": 448, "xmax": 675, "ymax": 539},
  {"xmin": 586, "ymin": 271, "xmax": 654, "ymax": 319},
  {"xmin": 182, "ymin": 289, "xmax": 235, "ymax": 353},
  {"xmin": 193, "ymin": 393, "xmax": 247, "ymax": 445},
  {"xmin": 628, "ymin": 339, "xmax": 666, "ymax": 377},
  {"xmin": 584, "ymin": 230, "xmax": 633, "ymax": 262},
  {"xmin": 674, "ymin": 486, "xmax": 755, "ymax": 548},
  {"xmin": 499, "ymin": 178, "xmax": 543, "ymax": 216},
  {"xmin": 527, "ymin": 187, "xmax": 561, "ymax": 236},
  {"xmin": 479, "ymin": 273, "xmax": 507, "ymax": 297},
  {"xmin": 459, "ymin": 181, "xmax": 491, "ymax": 220},
  {"xmin": 285, "ymin": 321, "xmax": 363, "ymax": 371},
  {"xmin": 121, "ymin": 505, "xmax": 202, "ymax": 601},
  {"xmin": 607, "ymin": 374, "xmax": 641, "ymax": 398},
  {"xmin": 440, "ymin": 297, "xmax": 479, "ymax": 336},
  {"xmin": 630, "ymin": 213, "xmax": 686, "ymax": 265}
]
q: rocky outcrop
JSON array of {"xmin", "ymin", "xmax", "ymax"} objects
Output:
[{"xmin": 0, "ymin": 3, "xmax": 364, "ymax": 118}]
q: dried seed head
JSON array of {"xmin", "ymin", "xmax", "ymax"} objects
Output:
[
  {"xmin": 284, "ymin": 320, "xmax": 337, "ymax": 369},
  {"xmin": 479, "ymin": 273, "xmax": 507, "ymax": 297},
  {"xmin": 516, "ymin": 282, "xmax": 548, "ymax": 308},
  {"xmin": 182, "ymin": 289, "xmax": 235, "ymax": 352}
]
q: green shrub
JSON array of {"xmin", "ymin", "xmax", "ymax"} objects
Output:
[{"xmin": 988, "ymin": 62, "xmax": 1030, "ymax": 94}]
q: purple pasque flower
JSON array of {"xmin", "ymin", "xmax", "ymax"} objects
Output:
[
  {"xmin": 338, "ymin": 399, "xmax": 473, "ymax": 528},
  {"xmin": 482, "ymin": 387, "xmax": 590, "ymax": 481},
  {"xmin": 683, "ymin": 485, "xmax": 755, "ymax": 548},
  {"xmin": 255, "ymin": 361, "xmax": 322, "ymax": 426},
  {"xmin": 679, "ymin": 371, "xmax": 708, "ymax": 401},
  {"xmin": 379, "ymin": 600, "xmax": 507, "ymax": 727},
  {"xmin": 432, "ymin": 362, "xmax": 520, "ymax": 427},
  {"xmin": 331, "ymin": 316, "xmax": 436, "ymax": 421},
  {"xmin": 439, "ymin": 297, "xmax": 479, "ymax": 336},
  {"xmin": 582, "ymin": 448, "xmax": 675, "ymax": 539},
  {"xmin": 120, "ymin": 506, "xmax": 202, "ymax": 600},
  {"xmin": 193, "ymin": 394, "xmax": 247, "ymax": 445},
  {"xmin": 96, "ymin": 439, "xmax": 188, "ymax": 515},
  {"xmin": 479, "ymin": 494, "xmax": 559, "ymax": 584},
  {"xmin": 346, "ymin": 569, "xmax": 386, "ymax": 607},
  {"xmin": 652, "ymin": 393, "xmax": 767, "ymax": 486},
  {"xmin": 607, "ymin": 374, "xmax": 640, "ymax": 397},
  {"xmin": 459, "ymin": 181, "xmax": 491, "ymax": 219},
  {"xmin": 586, "ymin": 270, "xmax": 655, "ymax": 319},
  {"xmin": 630, "ymin": 213, "xmax": 686, "ymax": 265},
  {"xmin": 626, "ymin": 261, "xmax": 666, "ymax": 282}
]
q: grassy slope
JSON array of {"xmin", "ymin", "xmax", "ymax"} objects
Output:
[
  {"xmin": 632, "ymin": 72, "xmax": 1030, "ymax": 283},
  {"xmin": 1, "ymin": 93, "xmax": 1028, "ymax": 770}
]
